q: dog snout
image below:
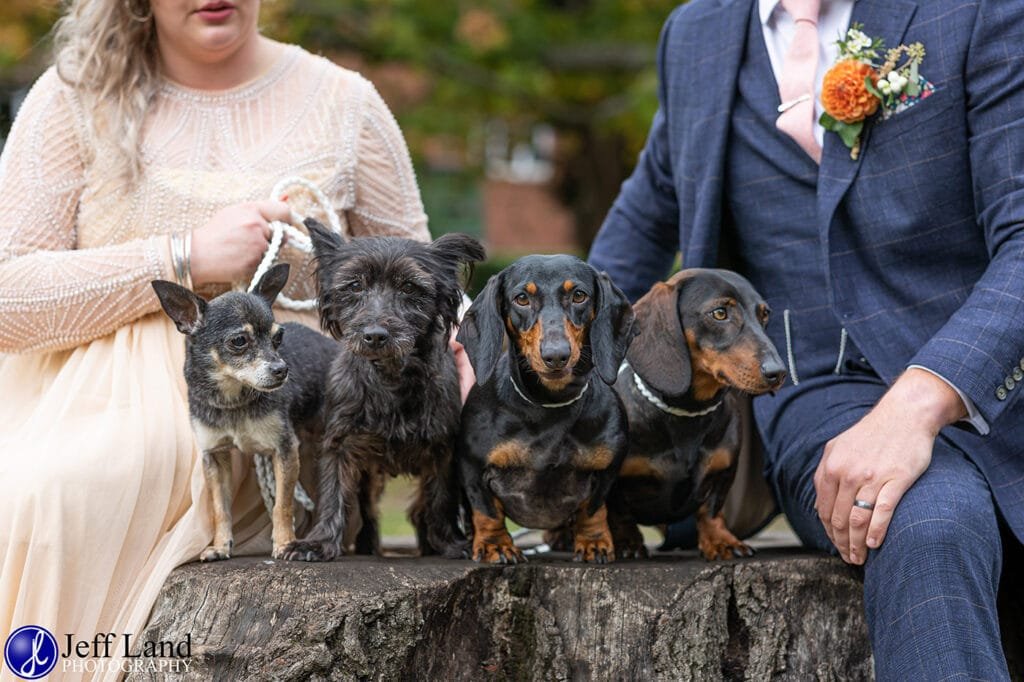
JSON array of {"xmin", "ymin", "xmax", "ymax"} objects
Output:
[
  {"xmin": 541, "ymin": 339, "xmax": 571, "ymax": 371},
  {"xmin": 269, "ymin": 361, "xmax": 289, "ymax": 382},
  {"xmin": 362, "ymin": 325, "xmax": 390, "ymax": 349},
  {"xmin": 760, "ymin": 358, "xmax": 786, "ymax": 386}
]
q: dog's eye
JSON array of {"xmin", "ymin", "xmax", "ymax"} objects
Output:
[
  {"xmin": 571, "ymin": 290, "xmax": 588, "ymax": 304},
  {"xmin": 272, "ymin": 329, "xmax": 285, "ymax": 348},
  {"xmin": 761, "ymin": 308, "xmax": 771, "ymax": 325},
  {"xmin": 228, "ymin": 335, "xmax": 249, "ymax": 350},
  {"xmin": 347, "ymin": 281, "xmax": 363, "ymax": 293},
  {"xmin": 401, "ymin": 281, "xmax": 417, "ymax": 295},
  {"xmin": 513, "ymin": 293, "xmax": 530, "ymax": 307},
  {"xmin": 711, "ymin": 307, "xmax": 729, "ymax": 321}
]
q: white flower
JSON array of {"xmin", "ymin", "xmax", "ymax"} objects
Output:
[
  {"xmin": 886, "ymin": 71, "xmax": 908, "ymax": 94},
  {"xmin": 878, "ymin": 79, "xmax": 892, "ymax": 95},
  {"xmin": 846, "ymin": 29, "xmax": 872, "ymax": 53}
]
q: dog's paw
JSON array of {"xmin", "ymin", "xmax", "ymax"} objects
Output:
[
  {"xmin": 611, "ymin": 524, "xmax": 647, "ymax": 560},
  {"xmin": 697, "ymin": 516, "xmax": 755, "ymax": 560},
  {"xmin": 698, "ymin": 537, "xmax": 755, "ymax": 561},
  {"xmin": 615, "ymin": 541, "xmax": 649, "ymax": 561},
  {"xmin": 277, "ymin": 539, "xmax": 338, "ymax": 562},
  {"xmin": 574, "ymin": 533, "xmax": 615, "ymax": 564},
  {"xmin": 200, "ymin": 545, "xmax": 231, "ymax": 562},
  {"xmin": 439, "ymin": 539, "xmax": 470, "ymax": 560},
  {"xmin": 472, "ymin": 535, "xmax": 526, "ymax": 565}
]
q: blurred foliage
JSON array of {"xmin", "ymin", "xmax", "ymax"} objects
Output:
[
  {"xmin": 272, "ymin": 0, "xmax": 674, "ymax": 151},
  {"xmin": 0, "ymin": 1, "xmax": 59, "ymax": 74},
  {"xmin": 272, "ymin": 0, "xmax": 681, "ymax": 246}
]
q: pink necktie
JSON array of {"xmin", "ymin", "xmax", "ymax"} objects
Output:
[{"xmin": 775, "ymin": 0, "xmax": 823, "ymax": 163}]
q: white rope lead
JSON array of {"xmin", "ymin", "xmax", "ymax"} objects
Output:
[
  {"xmin": 254, "ymin": 454, "xmax": 316, "ymax": 525},
  {"xmin": 249, "ymin": 176, "xmax": 344, "ymax": 517},
  {"xmin": 248, "ymin": 176, "xmax": 344, "ymax": 311}
]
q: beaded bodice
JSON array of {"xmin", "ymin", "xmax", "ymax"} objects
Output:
[{"xmin": 0, "ymin": 43, "xmax": 428, "ymax": 354}]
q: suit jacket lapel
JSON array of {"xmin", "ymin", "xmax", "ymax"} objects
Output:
[
  {"xmin": 817, "ymin": 0, "xmax": 918, "ymax": 237},
  {"xmin": 680, "ymin": 0, "xmax": 752, "ymax": 268}
]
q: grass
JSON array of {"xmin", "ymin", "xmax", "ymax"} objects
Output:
[{"xmin": 377, "ymin": 477, "xmax": 796, "ymax": 546}]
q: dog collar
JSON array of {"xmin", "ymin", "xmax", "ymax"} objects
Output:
[
  {"xmin": 619, "ymin": 362, "xmax": 722, "ymax": 418},
  {"xmin": 509, "ymin": 374, "xmax": 590, "ymax": 409}
]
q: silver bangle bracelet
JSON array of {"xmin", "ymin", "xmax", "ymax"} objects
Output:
[
  {"xmin": 170, "ymin": 232, "xmax": 192, "ymax": 290},
  {"xmin": 182, "ymin": 230, "xmax": 193, "ymax": 290},
  {"xmin": 170, "ymin": 233, "xmax": 183, "ymax": 286}
]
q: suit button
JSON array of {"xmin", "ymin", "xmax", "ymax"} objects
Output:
[
  {"xmin": 1019, "ymin": 358, "xmax": 1024, "ymax": 371},
  {"xmin": 1014, "ymin": 368, "xmax": 1023, "ymax": 382},
  {"xmin": 997, "ymin": 386, "xmax": 1009, "ymax": 400},
  {"xmin": 1006, "ymin": 377, "xmax": 1016, "ymax": 390}
]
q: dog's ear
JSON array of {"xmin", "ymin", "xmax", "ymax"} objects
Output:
[
  {"xmin": 305, "ymin": 217, "xmax": 352, "ymax": 316},
  {"xmin": 152, "ymin": 280, "xmax": 207, "ymax": 335},
  {"xmin": 252, "ymin": 263, "xmax": 290, "ymax": 308},
  {"xmin": 626, "ymin": 274, "xmax": 691, "ymax": 397},
  {"xmin": 430, "ymin": 233, "xmax": 486, "ymax": 271},
  {"xmin": 305, "ymin": 217, "xmax": 347, "ymax": 261},
  {"xmin": 428, "ymin": 233, "xmax": 487, "ymax": 336},
  {"xmin": 590, "ymin": 272, "xmax": 638, "ymax": 385},
  {"xmin": 457, "ymin": 272, "xmax": 506, "ymax": 386}
]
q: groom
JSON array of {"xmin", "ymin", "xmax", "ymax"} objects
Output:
[{"xmin": 589, "ymin": 0, "xmax": 1023, "ymax": 678}]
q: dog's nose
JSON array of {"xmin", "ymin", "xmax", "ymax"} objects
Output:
[
  {"xmin": 269, "ymin": 361, "xmax": 289, "ymax": 381},
  {"xmin": 542, "ymin": 345, "xmax": 571, "ymax": 371},
  {"xmin": 761, "ymin": 359, "xmax": 786, "ymax": 386},
  {"xmin": 362, "ymin": 326, "xmax": 390, "ymax": 348}
]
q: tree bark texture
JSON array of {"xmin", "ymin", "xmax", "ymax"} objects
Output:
[{"xmin": 131, "ymin": 549, "xmax": 901, "ymax": 681}]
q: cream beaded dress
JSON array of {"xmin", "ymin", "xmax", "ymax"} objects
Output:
[{"xmin": 0, "ymin": 44, "xmax": 428, "ymax": 681}]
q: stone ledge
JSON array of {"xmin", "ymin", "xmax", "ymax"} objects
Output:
[{"xmin": 134, "ymin": 549, "xmax": 882, "ymax": 681}]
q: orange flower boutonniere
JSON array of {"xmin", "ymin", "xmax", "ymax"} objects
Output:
[{"xmin": 820, "ymin": 24, "xmax": 928, "ymax": 159}]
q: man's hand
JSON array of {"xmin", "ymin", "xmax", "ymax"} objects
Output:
[
  {"xmin": 451, "ymin": 337, "xmax": 476, "ymax": 405},
  {"xmin": 814, "ymin": 368, "xmax": 967, "ymax": 565}
]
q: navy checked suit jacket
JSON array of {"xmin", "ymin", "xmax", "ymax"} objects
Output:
[{"xmin": 589, "ymin": 0, "xmax": 1024, "ymax": 534}]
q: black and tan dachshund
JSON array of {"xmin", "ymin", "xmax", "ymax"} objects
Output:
[
  {"xmin": 606, "ymin": 269, "xmax": 785, "ymax": 560},
  {"xmin": 456, "ymin": 255, "xmax": 636, "ymax": 564}
]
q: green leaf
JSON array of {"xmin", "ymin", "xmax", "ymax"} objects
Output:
[
  {"xmin": 819, "ymin": 112, "xmax": 839, "ymax": 131},
  {"xmin": 864, "ymin": 75, "xmax": 884, "ymax": 100},
  {"xmin": 905, "ymin": 63, "xmax": 922, "ymax": 97},
  {"xmin": 835, "ymin": 120, "xmax": 864, "ymax": 148}
]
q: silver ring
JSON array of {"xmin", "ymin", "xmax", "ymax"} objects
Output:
[{"xmin": 853, "ymin": 499, "xmax": 875, "ymax": 511}]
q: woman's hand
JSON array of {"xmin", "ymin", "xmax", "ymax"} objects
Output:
[{"xmin": 189, "ymin": 200, "xmax": 291, "ymax": 287}]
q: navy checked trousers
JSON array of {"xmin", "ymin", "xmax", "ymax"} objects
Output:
[{"xmin": 763, "ymin": 376, "xmax": 1013, "ymax": 680}]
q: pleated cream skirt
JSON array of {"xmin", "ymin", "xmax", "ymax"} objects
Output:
[{"xmin": 0, "ymin": 311, "xmax": 309, "ymax": 681}]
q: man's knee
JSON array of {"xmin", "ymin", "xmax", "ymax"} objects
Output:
[{"xmin": 866, "ymin": 448, "xmax": 1002, "ymax": 589}]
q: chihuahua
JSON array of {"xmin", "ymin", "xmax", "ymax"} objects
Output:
[{"xmin": 152, "ymin": 263, "xmax": 338, "ymax": 561}]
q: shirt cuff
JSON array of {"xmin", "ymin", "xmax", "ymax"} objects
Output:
[{"xmin": 907, "ymin": 364, "xmax": 990, "ymax": 436}]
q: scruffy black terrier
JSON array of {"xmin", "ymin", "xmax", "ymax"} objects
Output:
[
  {"xmin": 152, "ymin": 264, "xmax": 338, "ymax": 561},
  {"xmin": 283, "ymin": 219, "xmax": 485, "ymax": 561}
]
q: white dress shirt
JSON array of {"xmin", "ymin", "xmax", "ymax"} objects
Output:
[{"xmin": 758, "ymin": 0, "xmax": 989, "ymax": 434}]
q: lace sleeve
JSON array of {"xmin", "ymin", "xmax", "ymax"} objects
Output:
[
  {"xmin": 347, "ymin": 81, "xmax": 430, "ymax": 241},
  {"xmin": 0, "ymin": 69, "xmax": 175, "ymax": 354}
]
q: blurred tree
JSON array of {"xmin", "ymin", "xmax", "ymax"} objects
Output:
[
  {"xmin": 274, "ymin": 0, "xmax": 681, "ymax": 249},
  {"xmin": 0, "ymin": 1, "xmax": 59, "ymax": 75}
]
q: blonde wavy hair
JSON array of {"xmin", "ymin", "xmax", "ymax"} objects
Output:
[{"xmin": 52, "ymin": 0, "xmax": 159, "ymax": 185}]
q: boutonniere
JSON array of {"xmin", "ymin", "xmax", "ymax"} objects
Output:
[{"xmin": 819, "ymin": 24, "xmax": 930, "ymax": 160}]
